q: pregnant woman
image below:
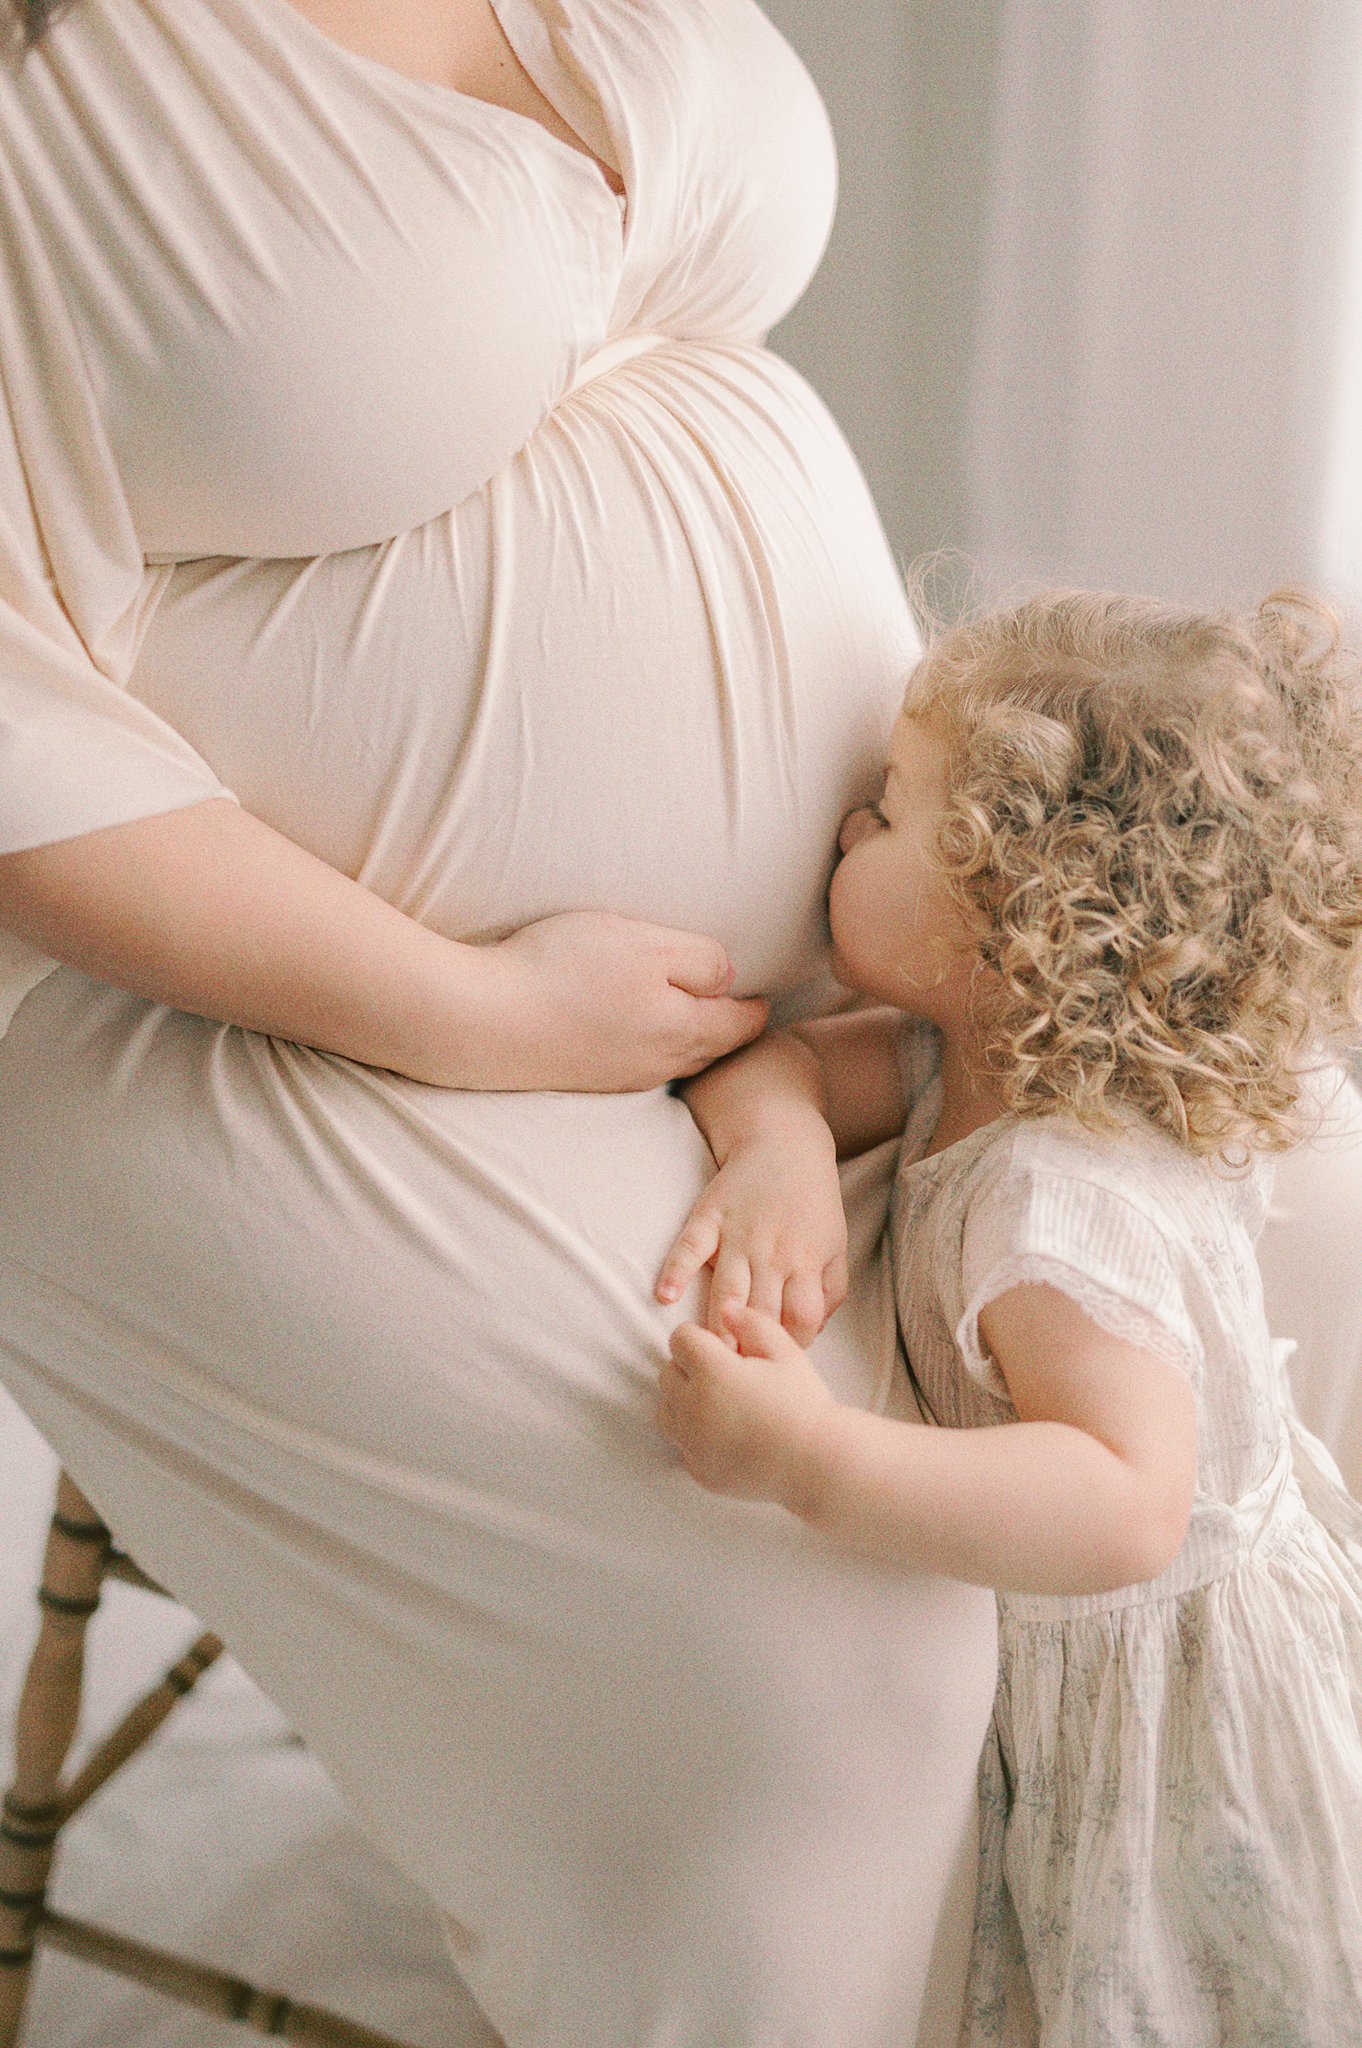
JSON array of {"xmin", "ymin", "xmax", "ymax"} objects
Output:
[{"xmin": 0, "ymin": 2, "xmax": 999, "ymax": 2041}]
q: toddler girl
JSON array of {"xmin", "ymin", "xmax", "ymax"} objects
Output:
[{"xmin": 652, "ymin": 588, "xmax": 1362, "ymax": 2044}]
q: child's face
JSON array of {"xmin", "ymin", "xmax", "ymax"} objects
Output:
[{"xmin": 828, "ymin": 710, "xmax": 979, "ymax": 1019}]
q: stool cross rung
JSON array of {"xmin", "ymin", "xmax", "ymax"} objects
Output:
[
  {"xmin": 0, "ymin": 1471, "xmax": 440, "ymax": 2048},
  {"xmin": 39, "ymin": 1911, "xmax": 420, "ymax": 2046}
]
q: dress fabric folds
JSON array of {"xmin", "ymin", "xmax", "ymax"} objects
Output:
[{"xmin": 0, "ymin": 4, "xmax": 998, "ymax": 2044}]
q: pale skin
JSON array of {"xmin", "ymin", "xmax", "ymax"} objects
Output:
[
  {"xmin": 0, "ymin": 0, "xmax": 768, "ymax": 1095},
  {"xmin": 655, "ymin": 709, "xmax": 1199, "ymax": 1596}
]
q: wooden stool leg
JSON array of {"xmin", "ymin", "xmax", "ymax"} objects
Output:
[
  {"xmin": 1, "ymin": 1473, "xmax": 471, "ymax": 2048},
  {"xmin": 0, "ymin": 1474, "xmax": 110, "ymax": 2048}
]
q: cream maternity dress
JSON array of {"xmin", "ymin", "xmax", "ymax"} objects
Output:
[{"xmin": 0, "ymin": 4, "xmax": 998, "ymax": 2043}]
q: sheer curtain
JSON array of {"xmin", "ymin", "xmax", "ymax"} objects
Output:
[
  {"xmin": 966, "ymin": 0, "xmax": 1362, "ymax": 606},
  {"xmin": 769, "ymin": 0, "xmax": 1362, "ymax": 608}
]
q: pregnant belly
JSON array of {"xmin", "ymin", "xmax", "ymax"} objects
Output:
[
  {"xmin": 129, "ymin": 341, "xmax": 917, "ymax": 999},
  {"xmin": 0, "ymin": 352, "xmax": 997, "ymax": 2026},
  {"xmin": 4, "ymin": 341, "xmax": 925, "ymax": 1433}
]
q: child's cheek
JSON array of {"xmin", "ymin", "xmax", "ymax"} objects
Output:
[{"xmin": 826, "ymin": 850, "xmax": 854, "ymax": 942}]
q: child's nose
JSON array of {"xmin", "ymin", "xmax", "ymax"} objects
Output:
[{"xmin": 839, "ymin": 807, "xmax": 876, "ymax": 855}]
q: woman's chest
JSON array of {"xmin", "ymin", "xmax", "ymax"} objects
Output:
[
  {"xmin": 7, "ymin": 0, "xmax": 836, "ymax": 559},
  {"xmin": 280, "ymin": 0, "xmax": 624, "ymax": 192}
]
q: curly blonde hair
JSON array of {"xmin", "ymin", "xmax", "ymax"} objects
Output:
[{"xmin": 906, "ymin": 587, "xmax": 1362, "ymax": 1158}]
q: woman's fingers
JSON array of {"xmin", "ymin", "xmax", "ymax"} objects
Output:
[
  {"xmin": 661, "ymin": 930, "xmax": 737, "ymax": 998},
  {"xmin": 675, "ymin": 995, "xmax": 770, "ymax": 1072},
  {"xmin": 656, "ymin": 1209, "xmax": 721, "ymax": 1303},
  {"xmin": 656, "ymin": 931, "xmax": 767, "ymax": 1058}
]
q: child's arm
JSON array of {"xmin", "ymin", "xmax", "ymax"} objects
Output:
[
  {"xmin": 658, "ymin": 1285, "xmax": 1197, "ymax": 1595},
  {"xmin": 680, "ymin": 1007, "xmax": 911, "ymax": 1162},
  {"xmin": 789, "ymin": 1009, "xmax": 922, "ymax": 1160},
  {"xmin": 656, "ymin": 1010, "xmax": 910, "ymax": 1341}
]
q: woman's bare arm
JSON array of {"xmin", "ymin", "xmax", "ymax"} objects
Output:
[{"xmin": 0, "ymin": 796, "xmax": 768, "ymax": 1091}]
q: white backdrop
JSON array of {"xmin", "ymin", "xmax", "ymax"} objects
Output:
[
  {"xmin": 965, "ymin": 0, "xmax": 1362, "ymax": 606},
  {"xmin": 768, "ymin": 0, "xmax": 1362, "ymax": 609}
]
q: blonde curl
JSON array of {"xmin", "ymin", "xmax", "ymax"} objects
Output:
[{"xmin": 907, "ymin": 586, "xmax": 1362, "ymax": 1159}]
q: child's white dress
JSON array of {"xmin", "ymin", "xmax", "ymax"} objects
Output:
[{"xmin": 890, "ymin": 1022, "xmax": 1362, "ymax": 2047}]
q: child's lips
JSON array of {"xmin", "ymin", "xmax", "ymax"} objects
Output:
[{"xmin": 838, "ymin": 808, "xmax": 875, "ymax": 855}]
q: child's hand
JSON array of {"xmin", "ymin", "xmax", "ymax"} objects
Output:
[
  {"xmin": 656, "ymin": 1303, "xmax": 839, "ymax": 1506},
  {"xmin": 655, "ymin": 1129, "xmax": 848, "ymax": 1345}
]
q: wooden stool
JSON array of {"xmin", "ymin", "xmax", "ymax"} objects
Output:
[{"xmin": 0, "ymin": 1471, "xmax": 422, "ymax": 2046}]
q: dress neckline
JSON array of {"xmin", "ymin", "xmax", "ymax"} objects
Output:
[
  {"xmin": 242, "ymin": 0, "xmax": 630, "ymax": 223},
  {"xmin": 903, "ymin": 1094, "xmax": 1019, "ymax": 1177},
  {"xmin": 895, "ymin": 1026, "xmax": 1009, "ymax": 1172}
]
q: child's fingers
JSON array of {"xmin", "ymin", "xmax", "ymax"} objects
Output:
[
  {"xmin": 822, "ymin": 1251, "xmax": 849, "ymax": 1316},
  {"xmin": 658, "ymin": 1348, "xmax": 687, "ymax": 1397},
  {"xmin": 706, "ymin": 1246, "xmax": 751, "ymax": 1338},
  {"xmin": 657, "ymin": 1343, "xmax": 697, "ymax": 1416},
  {"xmin": 720, "ymin": 1299, "xmax": 800, "ymax": 1361},
  {"xmin": 669, "ymin": 1318, "xmax": 733, "ymax": 1377},
  {"xmin": 781, "ymin": 1270, "xmax": 826, "ymax": 1346},
  {"xmin": 655, "ymin": 1209, "xmax": 721, "ymax": 1303},
  {"xmin": 667, "ymin": 1324, "xmax": 698, "ymax": 1377},
  {"xmin": 748, "ymin": 1264, "xmax": 786, "ymax": 1325}
]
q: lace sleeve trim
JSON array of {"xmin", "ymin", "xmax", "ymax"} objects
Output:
[{"xmin": 955, "ymin": 1252, "xmax": 1203, "ymax": 1400}]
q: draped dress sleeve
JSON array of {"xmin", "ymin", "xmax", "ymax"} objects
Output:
[{"xmin": 0, "ymin": 135, "xmax": 239, "ymax": 1028}]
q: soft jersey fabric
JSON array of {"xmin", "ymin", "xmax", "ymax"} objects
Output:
[
  {"xmin": 0, "ymin": 7, "xmax": 999, "ymax": 2046},
  {"xmin": 0, "ymin": 0, "xmax": 897, "ymax": 1013},
  {"xmin": 890, "ymin": 1021, "xmax": 1362, "ymax": 2047}
]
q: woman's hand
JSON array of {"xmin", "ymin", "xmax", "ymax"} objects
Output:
[
  {"xmin": 655, "ymin": 1119, "xmax": 848, "ymax": 1343},
  {"xmin": 483, "ymin": 910, "xmax": 769, "ymax": 1092},
  {"xmin": 656, "ymin": 1302, "xmax": 839, "ymax": 1508}
]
